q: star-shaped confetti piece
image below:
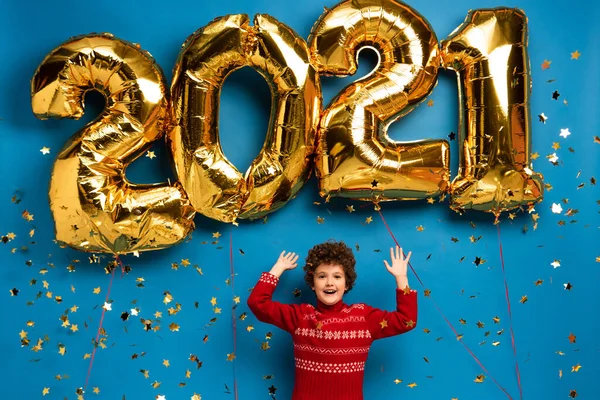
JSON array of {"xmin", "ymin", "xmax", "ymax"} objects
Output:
[
  {"xmin": 571, "ymin": 364, "xmax": 581, "ymax": 372},
  {"xmin": 538, "ymin": 113, "xmax": 547, "ymax": 123},
  {"xmin": 568, "ymin": 332, "xmax": 576, "ymax": 343},
  {"xmin": 163, "ymin": 359, "xmax": 170, "ymax": 367},
  {"xmin": 551, "ymin": 259, "xmax": 561, "ymax": 268},
  {"xmin": 40, "ymin": 147, "xmax": 50, "ymax": 155},
  {"xmin": 571, "ymin": 50, "xmax": 581, "ymax": 60},
  {"xmin": 365, "ymin": 216, "xmax": 373, "ymax": 224},
  {"xmin": 380, "ymin": 319, "xmax": 388, "ymax": 329},
  {"xmin": 541, "ymin": 60, "xmax": 551, "ymax": 70},
  {"xmin": 42, "ymin": 387, "xmax": 50, "ymax": 395},
  {"xmin": 227, "ymin": 353, "xmax": 235, "ymax": 361},
  {"xmin": 560, "ymin": 128, "xmax": 571, "ymax": 138},
  {"xmin": 346, "ymin": 205, "xmax": 355, "ymax": 213}
]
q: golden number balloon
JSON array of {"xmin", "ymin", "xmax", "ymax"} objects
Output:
[
  {"xmin": 31, "ymin": 34, "xmax": 196, "ymax": 254},
  {"xmin": 309, "ymin": 0, "xmax": 450, "ymax": 202},
  {"xmin": 169, "ymin": 14, "xmax": 320, "ymax": 223},
  {"xmin": 441, "ymin": 8, "xmax": 544, "ymax": 214}
]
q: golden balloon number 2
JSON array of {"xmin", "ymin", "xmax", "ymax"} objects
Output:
[
  {"xmin": 30, "ymin": 3, "xmax": 545, "ymax": 254},
  {"xmin": 31, "ymin": 34, "xmax": 195, "ymax": 254},
  {"xmin": 311, "ymin": 0, "xmax": 543, "ymax": 213}
]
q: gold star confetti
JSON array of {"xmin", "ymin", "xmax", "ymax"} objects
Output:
[
  {"xmin": 210, "ymin": 297, "xmax": 217, "ymax": 306},
  {"xmin": 42, "ymin": 388, "xmax": 50, "ymax": 396},
  {"xmin": 22, "ymin": 210, "xmax": 34, "ymax": 221},
  {"xmin": 531, "ymin": 152, "xmax": 539, "ymax": 160},
  {"xmin": 212, "ymin": 232, "xmax": 221, "ymax": 239},
  {"xmin": 169, "ymin": 323, "xmax": 180, "ymax": 331},
  {"xmin": 568, "ymin": 332, "xmax": 576, "ymax": 343},
  {"xmin": 316, "ymin": 321, "xmax": 324, "ymax": 330},
  {"xmin": 317, "ymin": 216, "xmax": 325, "ymax": 224},
  {"xmin": 570, "ymin": 50, "xmax": 581, "ymax": 60},
  {"xmin": 146, "ymin": 151, "xmax": 156, "ymax": 159},
  {"xmin": 571, "ymin": 364, "xmax": 581, "ymax": 372},
  {"xmin": 541, "ymin": 59, "xmax": 551, "ymax": 70},
  {"xmin": 365, "ymin": 216, "xmax": 373, "ymax": 224},
  {"xmin": 246, "ymin": 325, "xmax": 254, "ymax": 332},
  {"xmin": 426, "ymin": 197, "xmax": 435, "ymax": 204},
  {"xmin": 40, "ymin": 147, "xmax": 50, "ymax": 155},
  {"xmin": 70, "ymin": 324, "xmax": 78, "ymax": 332},
  {"xmin": 552, "ymin": 142, "xmax": 561, "ymax": 150},
  {"xmin": 416, "ymin": 225, "xmax": 424, "ymax": 232},
  {"xmin": 163, "ymin": 359, "xmax": 170, "ymax": 367},
  {"xmin": 407, "ymin": 382, "xmax": 417, "ymax": 388},
  {"xmin": 93, "ymin": 387, "xmax": 100, "ymax": 394},
  {"xmin": 93, "ymin": 287, "xmax": 101, "ymax": 294},
  {"xmin": 227, "ymin": 353, "xmax": 236, "ymax": 361},
  {"xmin": 379, "ymin": 319, "xmax": 388, "ymax": 329},
  {"xmin": 474, "ymin": 374, "xmax": 485, "ymax": 383},
  {"xmin": 345, "ymin": 205, "xmax": 355, "ymax": 213},
  {"xmin": 520, "ymin": 295, "xmax": 528, "ymax": 304},
  {"xmin": 427, "ymin": 99, "xmax": 434, "ymax": 107},
  {"xmin": 569, "ymin": 390, "xmax": 578, "ymax": 398}
]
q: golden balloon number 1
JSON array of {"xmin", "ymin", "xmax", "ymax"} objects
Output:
[
  {"xmin": 310, "ymin": 1, "xmax": 543, "ymax": 214},
  {"xmin": 441, "ymin": 8, "xmax": 543, "ymax": 213}
]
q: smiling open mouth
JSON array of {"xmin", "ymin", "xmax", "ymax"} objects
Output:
[{"xmin": 324, "ymin": 289, "xmax": 337, "ymax": 294}]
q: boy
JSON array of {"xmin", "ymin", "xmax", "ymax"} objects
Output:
[{"xmin": 247, "ymin": 240, "xmax": 417, "ymax": 400}]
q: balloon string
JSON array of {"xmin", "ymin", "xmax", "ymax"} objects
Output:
[
  {"xmin": 496, "ymin": 224, "xmax": 524, "ymax": 400},
  {"xmin": 377, "ymin": 209, "xmax": 513, "ymax": 400},
  {"xmin": 83, "ymin": 255, "xmax": 125, "ymax": 396},
  {"xmin": 229, "ymin": 233, "xmax": 239, "ymax": 400}
]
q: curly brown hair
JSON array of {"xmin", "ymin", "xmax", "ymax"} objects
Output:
[{"xmin": 303, "ymin": 240, "xmax": 357, "ymax": 292}]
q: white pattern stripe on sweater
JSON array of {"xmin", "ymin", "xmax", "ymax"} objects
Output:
[
  {"xmin": 294, "ymin": 327, "xmax": 372, "ymax": 339},
  {"xmin": 294, "ymin": 343, "xmax": 370, "ymax": 355},
  {"xmin": 295, "ymin": 358, "xmax": 366, "ymax": 373}
]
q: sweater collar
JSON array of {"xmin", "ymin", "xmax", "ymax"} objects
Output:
[{"xmin": 316, "ymin": 299, "xmax": 346, "ymax": 313}]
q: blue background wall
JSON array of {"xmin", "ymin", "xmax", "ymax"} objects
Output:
[{"xmin": 1, "ymin": 0, "xmax": 599, "ymax": 399}]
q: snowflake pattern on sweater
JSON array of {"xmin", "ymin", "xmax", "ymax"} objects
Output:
[{"xmin": 247, "ymin": 272, "xmax": 418, "ymax": 400}]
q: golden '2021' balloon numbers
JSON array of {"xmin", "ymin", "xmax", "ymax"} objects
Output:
[{"xmin": 31, "ymin": 0, "xmax": 543, "ymax": 255}]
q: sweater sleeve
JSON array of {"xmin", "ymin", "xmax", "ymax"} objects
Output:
[
  {"xmin": 247, "ymin": 272, "xmax": 300, "ymax": 334},
  {"xmin": 365, "ymin": 288, "xmax": 418, "ymax": 340}
]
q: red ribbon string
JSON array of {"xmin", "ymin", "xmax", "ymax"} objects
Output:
[
  {"xmin": 229, "ymin": 233, "xmax": 239, "ymax": 400},
  {"xmin": 378, "ymin": 209, "xmax": 513, "ymax": 400},
  {"xmin": 83, "ymin": 256, "xmax": 125, "ymax": 396},
  {"xmin": 496, "ymin": 224, "xmax": 524, "ymax": 400}
]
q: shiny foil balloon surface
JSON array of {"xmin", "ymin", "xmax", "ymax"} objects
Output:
[
  {"xmin": 441, "ymin": 9, "xmax": 543, "ymax": 214},
  {"xmin": 309, "ymin": 0, "xmax": 450, "ymax": 202},
  {"xmin": 169, "ymin": 14, "xmax": 320, "ymax": 223},
  {"xmin": 31, "ymin": 34, "xmax": 196, "ymax": 254}
]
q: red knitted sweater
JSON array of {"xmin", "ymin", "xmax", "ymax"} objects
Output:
[{"xmin": 247, "ymin": 272, "xmax": 418, "ymax": 400}]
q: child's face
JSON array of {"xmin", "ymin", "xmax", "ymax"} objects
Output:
[{"xmin": 311, "ymin": 263, "xmax": 347, "ymax": 306}]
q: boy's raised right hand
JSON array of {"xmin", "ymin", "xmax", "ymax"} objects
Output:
[{"xmin": 270, "ymin": 251, "xmax": 299, "ymax": 277}]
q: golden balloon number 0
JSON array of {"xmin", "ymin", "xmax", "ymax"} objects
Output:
[{"xmin": 31, "ymin": 1, "xmax": 543, "ymax": 255}]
